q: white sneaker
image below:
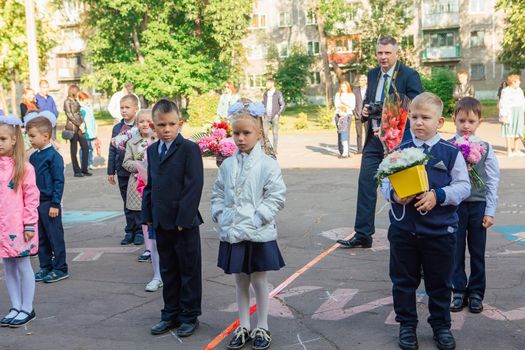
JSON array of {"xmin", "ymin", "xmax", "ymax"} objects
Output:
[
  {"xmin": 145, "ymin": 279, "xmax": 163, "ymax": 292},
  {"xmin": 508, "ymin": 152, "xmax": 516, "ymax": 158},
  {"xmin": 513, "ymin": 151, "xmax": 525, "ymax": 157}
]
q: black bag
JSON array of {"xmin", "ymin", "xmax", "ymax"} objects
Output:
[{"xmin": 61, "ymin": 129, "xmax": 75, "ymax": 140}]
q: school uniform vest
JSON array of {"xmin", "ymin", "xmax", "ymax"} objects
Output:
[
  {"xmin": 465, "ymin": 141, "xmax": 489, "ymax": 203},
  {"xmin": 390, "ymin": 139, "xmax": 460, "ymax": 235}
]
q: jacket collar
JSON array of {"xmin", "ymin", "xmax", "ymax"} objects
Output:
[{"xmin": 158, "ymin": 133, "xmax": 183, "ymax": 163}]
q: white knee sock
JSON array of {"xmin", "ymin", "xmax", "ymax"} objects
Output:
[
  {"xmin": 3, "ymin": 258, "xmax": 21, "ymax": 318},
  {"xmin": 251, "ymin": 272, "xmax": 269, "ymax": 330},
  {"xmin": 150, "ymin": 239, "xmax": 161, "ymax": 281},
  {"xmin": 342, "ymin": 142, "xmax": 349, "ymax": 156},
  {"xmin": 234, "ymin": 273, "xmax": 251, "ymax": 329},
  {"xmin": 143, "ymin": 225, "xmax": 152, "ymax": 252},
  {"xmin": 13, "ymin": 257, "xmax": 35, "ymax": 320}
]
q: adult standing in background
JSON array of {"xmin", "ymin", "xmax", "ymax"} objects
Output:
[
  {"xmin": 353, "ymin": 74, "xmax": 368, "ymax": 154},
  {"xmin": 36, "ymin": 80, "xmax": 59, "ymax": 138},
  {"xmin": 108, "ymin": 82, "xmax": 141, "ymax": 121},
  {"xmin": 262, "ymin": 78, "xmax": 285, "ymax": 153},
  {"xmin": 334, "ymin": 81, "xmax": 356, "ymax": 158},
  {"xmin": 499, "ymin": 74, "xmax": 525, "ymax": 157},
  {"xmin": 20, "ymin": 88, "xmax": 39, "ymax": 121},
  {"xmin": 453, "ymin": 71, "xmax": 475, "ymax": 102},
  {"xmin": 216, "ymin": 82, "xmax": 240, "ymax": 121},
  {"xmin": 64, "ymin": 84, "xmax": 91, "ymax": 177},
  {"xmin": 338, "ymin": 36, "xmax": 423, "ymax": 249}
]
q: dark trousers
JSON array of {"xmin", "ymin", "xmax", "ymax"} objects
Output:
[
  {"xmin": 389, "ymin": 227, "xmax": 456, "ymax": 329},
  {"xmin": 117, "ymin": 176, "xmax": 142, "ymax": 237},
  {"xmin": 37, "ymin": 201, "xmax": 68, "ymax": 273},
  {"xmin": 354, "ymin": 136, "xmax": 383, "ymax": 237},
  {"xmin": 156, "ymin": 226, "xmax": 202, "ymax": 323},
  {"xmin": 354, "ymin": 118, "xmax": 366, "ymax": 153},
  {"xmin": 70, "ymin": 132, "xmax": 88, "ymax": 174},
  {"xmin": 452, "ymin": 201, "xmax": 487, "ymax": 298}
]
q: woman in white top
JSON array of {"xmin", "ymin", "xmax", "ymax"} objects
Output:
[
  {"xmin": 216, "ymin": 81, "xmax": 240, "ymax": 121},
  {"xmin": 334, "ymin": 81, "xmax": 356, "ymax": 158},
  {"xmin": 499, "ymin": 74, "xmax": 525, "ymax": 157}
]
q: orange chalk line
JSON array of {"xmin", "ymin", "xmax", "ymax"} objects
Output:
[{"xmin": 203, "ymin": 232, "xmax": 354, "ymax": 350}]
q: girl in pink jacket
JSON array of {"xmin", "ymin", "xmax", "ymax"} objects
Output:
[{"xmin": 0, "ymin": 115, "xmax": 40, "ymax": 328}]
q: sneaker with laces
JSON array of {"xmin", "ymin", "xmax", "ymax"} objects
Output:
[
  {"xmin": 43, "ymin": 270, "xmax": 69, "ymax": 283},
  {"xmin": 138, "ymin": 250, "xmax": 151, "ymax": 262},
  {"xmin": 251, "ymin": 328, "xmax": 271, "ymax": 350},
  {"xmin": 227, "ymin": 326, "xmax": 251, "ymax": 349},
  {"xmin": 35, "ymin": 269, "xmax": 50, "ymax": 282},
  {"xmin": 145, "ymin": 279, "xmax": 163, "ymax": 292}
]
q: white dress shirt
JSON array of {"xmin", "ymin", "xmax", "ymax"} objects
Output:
[{"xmin": 374, "ymin": 64, "xmax": 397, "ymax": 103}]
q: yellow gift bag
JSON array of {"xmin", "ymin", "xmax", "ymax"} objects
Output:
[{"xmin": 388, "ymin": 164, "xmax": 429, "ymax": 199}]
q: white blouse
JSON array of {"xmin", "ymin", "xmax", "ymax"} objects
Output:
[{"xmin": 334, "ymin": 92, "xmax": 356, "ymax": 116}]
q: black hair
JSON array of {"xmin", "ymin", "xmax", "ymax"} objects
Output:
[{"xmin": 152, "ymin": 98, "xmax": 181, "ymax": 120}]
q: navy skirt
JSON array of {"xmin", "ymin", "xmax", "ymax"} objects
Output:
[{"xmin": 218, "ymin": 240, "xmax": 285, "ymax": 274}]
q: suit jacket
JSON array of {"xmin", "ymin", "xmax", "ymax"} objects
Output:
[
  {"xmin": 364, "ymin": 63, "xmax": 423, "ymax": 143},
  {"xmin": 142, "ymin": 133, "xmax": 204, "ymax": 231},
  {"xmin": 353, "ymin": 86, "xmax": 366, "ymax": 121},
  {"xmin": 262, "ymin": 89, "xmax": 285, "ymax": 119}
]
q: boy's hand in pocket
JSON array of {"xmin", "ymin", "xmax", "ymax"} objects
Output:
[{"xmin": 49, "ymin": 207, "xmax": 59, "ymax": 218}]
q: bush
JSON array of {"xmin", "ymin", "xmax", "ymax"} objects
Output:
[
  {"xmin": 274, "ymin": 45, "xmax": 314, "ymax": 105},
  {"xmin": 421, "ymin": 69, "xmax": 456, "ymax": 117},
  {"xmin": 186, "ymin": 92, "xmax": 220, "ymax": 126},
  {"xmin": 294, "ymin": 112, "xmax": 308, "ymax": 130},
  {"xmin": 317, "ymin": 106, "xmax": 335, "ymax": 129}
]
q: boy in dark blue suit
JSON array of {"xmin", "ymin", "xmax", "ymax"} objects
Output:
[
  {"xmin": 142, "ymin": 99, "xmax": 204, "ymax": 337},
  {"xmin": 27, "ymin": 116, "xmax": 68, "ymax": 283},
  {"xmin": 381, "ymin": 93, "xmax": 471, "ymax": 350}
]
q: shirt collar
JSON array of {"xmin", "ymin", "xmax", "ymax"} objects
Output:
[
  {"xmin": 39, "ymin": 143, "xmax": 53, "ymax": 152},
  {"xmin": 268, "ymin": 88, "xmax": 275, "ymax": 94},
  {"xmin": 381, "ymin": 64, "xmax": 396, "ymax": 77},
  {"xmin": 412, "ymin": 132, "xmax": 441, "ymax": 148}
]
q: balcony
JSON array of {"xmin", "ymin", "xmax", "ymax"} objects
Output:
[
  {"xmin": 421, "ymin": 45, "xmax": 461, "ymax": 62},
  {"xmin": 327, "ymin": 35, "xmax": 359, "ymax": 66},
  {"xmin": 422, "ymin": 0, "xmax": 460, "ymax": 29}
]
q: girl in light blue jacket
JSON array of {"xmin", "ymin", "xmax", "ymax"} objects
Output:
[{"xmin": 211, "ymin": 101, "xmax": 286, "ymax": 350}]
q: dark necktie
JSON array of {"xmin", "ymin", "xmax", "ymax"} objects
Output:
[
  {"xmin": 160, "ymin": 143, "xmax": 168, "ymax": 160},
  {"xmin": 380, "ymin": 74, "xmax": 389, "ymax": 102},
  {"xmin": 422, "ymin": 143, "xmax": 430, "ymax": 154}
]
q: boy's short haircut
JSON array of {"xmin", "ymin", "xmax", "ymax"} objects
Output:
[
  {"xmin": 120, "ymin": 94, "xmax": 139, "ymax": 107},
  {"xmin": 410, "ymin": 92, "xmax": 443, "ymax": 117},
  {"xmin": 457, "ymin": 70, "xmax": 468, "ymax": 76},
  {"xmin": 26, "ymin": 116, "xmax": 52, "ymax": 136},
  {"xmin": 152, "ymin": 99, "xmax": 181, "ymax": 120},
  {"xmin": 39, "ymin": 79, "xmax": 49, "ymax": 86},
  {"xmin": 454, "ymin": 97, "xmax": 481, "ymax": 119}
]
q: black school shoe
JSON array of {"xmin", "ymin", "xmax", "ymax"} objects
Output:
[
  {"xmin": 176, "ymin": 320, "xmax": 199, "ymax": 337},
  {"xmin": 398, "ymin": 325, "xmax": 418, "ymax": 350},
  {"xmin": 450, "ymin": 293, "xmax": 468, "ymax": 312},
  {"xmin": 337, "ymin": 235, "xmax": 372, "ymax": 248},
  {"xmin": 0, "ymin": 308, "xmax": 19, "ymax": 327},
  {"xmin": 133, "ymin": 233, "xmax": 144, "ymax": 245},
  {"xmin": 150, "ymin": 319, "xmax": 180, "ymax": 335},
  {"xmin": 120, "ymin": 234, "xmax": 133, "ymax": 245},
  {"xmin": 433, "ymin": 328, "xmax": 456, "ymax": 350},
  {"xmin": 251, "ymin": 328, "xmax": 271, "ymax": 350},
  {"xmin": 468, "ymin": 293, "xmax": 483, "ymax": 313},
  {"xmin": 227, "ymin": 326, "xmax": 251, "ymax": 349},
  {"xmin": 9, "ymin": 309, "xmax": 35, "ymax": 328}
]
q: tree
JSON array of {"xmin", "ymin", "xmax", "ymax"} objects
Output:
[
  {"xmin": 421, "ymin": 68, "xmax": 456, "ymax": 117},
  {"xmin": 355, "ymin": 0, "xmax": 414, "ymax": 73},
  {"xmin": 79, "ymin": 0, "xmax": 254, "ymax": 103},
  {"xmin": 0, "ymin": 0, "xmax": 55, "ymax": 113},
  {"xmin": 274, "ymin": 46, "xmax": 314, "ymax": 104},
  {"xmin": 496, "ymin": 0, "xmax": 525, "ymax": 70}
]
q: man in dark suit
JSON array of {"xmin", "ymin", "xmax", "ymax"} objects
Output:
[
  {"xmin": 262, "ymin": 78, "xmax": 285, "ymax": 153},
  {"xmin": 142, "ymin": 99, "xmax": 204, "ymax": 337},
  {"xmin": 353, "ymin": 74, "xmax": 368, "ymax": 154},
  {"xmin": 338, "ymin": 36, "xmax": 423, "ymax": 248}
]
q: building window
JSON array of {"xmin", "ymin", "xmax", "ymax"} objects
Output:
[
  {"xmin": 247, "ymin": 45, "xmax": 265, "ymax": 59},
  {"xmin": 251, "ymin": 14, "xmax": 266, "ymax": 29},
  {"xmin": 305, "ymin": 9, "xmax": 317, "ymax": 25},
  {"xmin": 334, "ymin": 38, "xmax": 353, "ymax": 53},
  {"xmin": 401, "ymin": 35, "xmax": 415, "ymax": 49},
  {"xmin": 307, "ymin": 41, "xmax": 320, "ymax": 55},
  {"xmin": 247, "ymin": 74, "xmax": 265, "ymax": 88},
  {"xmin": 469, "ymin": 0, "xmax": 485, "ymax": 13},
  {"xmin": 470, "ymin": 30, "xmax": 485, "ymax": 48},
  {"xmin": 279, "ymin": 43, "xmax": 289, "ymax": 58},
  {"xmin": 309, "ymin": 71, "xmax": 321, "ymax": 85},
  {"xmin": 470, "ymin": 64, "xmax": 485, "ymax": 80},
  {"xmin": 427, "ymin": 0, "xmax": 459, "ymax": 14},
  {"xmin": 427, "ymin": 31, "xmax": 457, "ymax": 47},
  {"xmin": 279, "ymin": 12, "xmax": 292, "ymax": 27}
]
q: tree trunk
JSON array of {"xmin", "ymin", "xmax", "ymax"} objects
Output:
[
  {"xmin": 10, "ymin": 79, "xmax": 17, "ymax": 115},
  {"xmin": 315, "ymin": 12, "xmax": 333, "ymax": 108},
  {"xmin": 132, "ymin": 30, "xmax": 145, "ymax": 64},
  {"xmin": 332, "ymin": 61, "xmax": 351, "ymax": 83},
  {"xmin": 0, "ymin": 84, "xmax": 8, "ymax": 113}
]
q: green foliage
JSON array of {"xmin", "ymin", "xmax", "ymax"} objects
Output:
[
  {"xmin": 496, "ymin": 0, "xmax": 525, "ymax": 70},
  {"xmin": 294, "ymin": 112, "xmax": 308, "ymax": 129},
  {"xmin": 355, "ymin": 0, "xmax": 414, "ymax": 72},
  {"xmin": 0, "ymin": 0, "xmax": 56, "ymax": 84},
  {"xmin": 317, "ymin": 105, "xmax": 335, "ymax": 129},
  {"xmin": 421, "ymin": 69, "xmax": 456, "ymax": 117},
  {"xmin": 274, "ymin": 46, "xmax": 314, "ymax": 104},
  {"xmin": 186, "ymin": 92, "xmax": 220, "ymax": 126},
  {"xmin": 79, "ymin": 0, "xmax": 254, "ymax": 100},
  {"xmin": 317, "ymin": 0, "xmax": 356, "ymax": 34}
]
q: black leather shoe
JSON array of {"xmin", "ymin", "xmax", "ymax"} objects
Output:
[
  {"xmin": 468, "ymin": 293, "xmax": 483, "ymax": 313},
  {"xmin": 82, "ymin": 172, "xmax": 93, "ymax": 176},
  {"xmin": 251, "ymin": 328, "xmax": 271, "ymax": 350},
  {"xmin": 398, "ymin": 326, "xmax": 418, "ymax": 350},
  {"xmin": 74, "ymin": 173, "xmax": 84, "ymax": 177},
  {"xmin": 450, "ymin": 293, "xmax": 467, "ymax": 312},
  {"xmin": 0, "ymin": 308, "xmax": 19, "ymax": 327},
  {"xmin": 150, "ymin": 320, "xmax": 180, "ymax": 335},
  {"xmin": 337, "ymin": 235, "xmax": 372, "ymax": 248},
  {"xmin": 433, "ymin": 328, "xmax": 456, "ymax": 350},
  {"xmin": 9, "ymin": 309, "xmax": 35, "ymax": 328},
  {"xmin": 227, "ymin": 326, "xmax": 251, "ymax": 349},
  {"xmin": 120, "ymin": 235, "xmax": 133, "ymax": 245},
  {"xmin": 176, "ymin": 320, "xmax": 199, "ymax": 337}
]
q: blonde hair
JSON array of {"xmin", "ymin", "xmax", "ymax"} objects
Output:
[
  {"xmin": 410, "ymin": 92, "xmax": 443, "ymax": 117},
  {"xmin": 0, "ymin": 123, "xmax": 26, "ymax": 191},
  {"xmin": 137, "ymin": 108, "xmax": 153, "ymax": 122}
]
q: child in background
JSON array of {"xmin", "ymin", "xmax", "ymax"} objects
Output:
[
  {"xmin": 0, "ymin": 115, "xmax": 40, "ymax": 327},
  {"xmin": 211, "ymin": 101, "xmax": 286, "ymax": 350},
  {"xmin": 122, "ymin": 109, "xmax": 162, "ymax": 292},
  {"xmin": 78, "ymin": 92, "xmax": 98, "ymax": 170},
  {"xmin": 26, "ymin": 115, "xmax": 69, "ymax": 284},
  {"xmin": 381, "ymin": 93, "xmax": 470, "ymax": 350},
  {"xmin": 450, "ymin": 97, "xmax": 500, "ymax": 314},
  {"xmin": 107, "ymin": 94, "xmax": 143, "ymax": 246}
]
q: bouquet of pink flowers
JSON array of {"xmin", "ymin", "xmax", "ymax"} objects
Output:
[
  {"xmin": 379, "ymin": 93, "xmax": 410, "ymax": 154},
  {"xmin": 195, "ymin": 121, "xmax": 237, "ymax": 158},
  {"xmin": 451, "ymin": 135, "xmax": 486, "ymax": 188}
]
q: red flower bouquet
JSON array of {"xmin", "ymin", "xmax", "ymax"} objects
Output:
[
  {"xmin": 194, "ymin": 122, "xmax": 237, "ymax": 163},
  {"xmin": 379, "ymin": 93, "xmax": 410, "ymax": 154}
]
